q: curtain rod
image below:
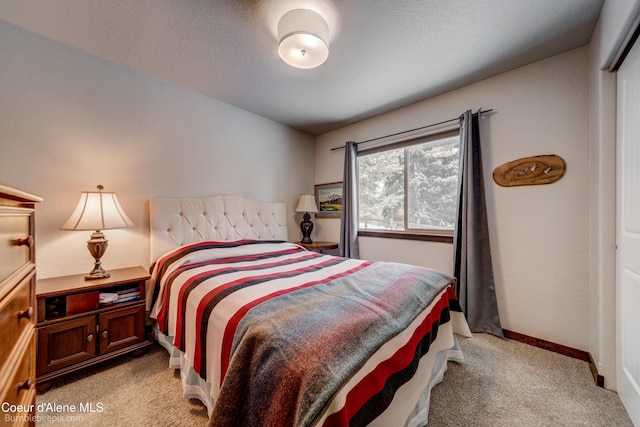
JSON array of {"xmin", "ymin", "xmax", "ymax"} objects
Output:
[{"xmin": 330, "ymin": 108, "xmax": 493, "ymax": 151}]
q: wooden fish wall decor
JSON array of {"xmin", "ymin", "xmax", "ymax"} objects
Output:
[{"xmin": 493, "ymin": 155, "xmax": 566, "ymax": 187}]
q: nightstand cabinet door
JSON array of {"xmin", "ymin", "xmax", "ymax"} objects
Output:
[
  {"xmin": 99, "ymin": 304, "xmax": 145, "ymax": 354},
  {"xmin": 37, "ymin": 316, "xmax": 96, "ymax": 375}
]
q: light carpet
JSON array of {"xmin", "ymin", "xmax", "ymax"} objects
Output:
[{"xmin": 35, "ymin": 334, "xmax": 633, "ymax": 426}]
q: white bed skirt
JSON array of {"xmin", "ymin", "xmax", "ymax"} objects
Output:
[{"xmin": 154, "ymin": 314, "xmax": 467, "ymax": 426}]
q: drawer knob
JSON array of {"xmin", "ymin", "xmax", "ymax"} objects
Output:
[
  {"xmin": 17, "ymin": 307, "xmax": 33, "ymax": 320},
  {"xmin": 102, "ymin": 330, "xmax": 108, "ymax": 339},
  {"xmin": 87, "ymin": 334, "xmax": 94, "ymax": 343},
  {"xmin": 14, "ymin": 236, "xmax": 33, "ymax": 248},
  {"xmin": 17, "ymin": 378, "xmax": 32, "ymax": 392}
]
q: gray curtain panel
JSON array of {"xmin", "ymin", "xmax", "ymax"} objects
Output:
[
  {"xmin": 453, "ymin": 110, "xmax": 503, "ymax": 337},
  {"xmin": 339, "ymin": 140, "xmax": 360, "ymax": 258}
]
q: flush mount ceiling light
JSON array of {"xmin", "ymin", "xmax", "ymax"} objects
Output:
[{"xmin": 278, "ymin": 9, "xmax": 329, "ymax": 69}]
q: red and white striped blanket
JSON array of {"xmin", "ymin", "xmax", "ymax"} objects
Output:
[{"xmin": 149, "ymin": 240, "xmax": 468, "ymax": 426}]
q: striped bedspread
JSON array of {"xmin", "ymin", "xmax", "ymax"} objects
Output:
[{"xmin": 149, "ymin": 240, "xmax": 467, "ymax": 426}]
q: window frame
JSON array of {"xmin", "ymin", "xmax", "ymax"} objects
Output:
[{"xmin": 356, "ymin": 128, "xmax": 460, "ymax": 242}]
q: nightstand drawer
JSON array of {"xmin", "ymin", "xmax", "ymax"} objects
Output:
[
  {"xmin": 66, "ymin": 290, "xmax": 100, "ymax": 315},
  {"xmin": 0, "ymin": 271, "xmax": 35, "ymax": 378}
]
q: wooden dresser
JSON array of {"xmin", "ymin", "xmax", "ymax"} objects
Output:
[{"xmin": 0, "ymin": 184, "xmax": 41, "ymax": 426}]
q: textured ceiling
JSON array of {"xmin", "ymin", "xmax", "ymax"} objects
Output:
[{"xmin": 0, "ymin": 0, "xmax": 605, "ymax": 135}]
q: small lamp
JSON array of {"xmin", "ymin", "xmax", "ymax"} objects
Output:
[
  {"xmin": 62, "ymin": 185, "xmax": 134, "ymax": 280},
  {"xmin": 295, "ymin": 194, "xmax": 319, "ymax": 243},
  {"xmin": 278, "ymin": 9, "xmax": 329, "ymax": 69}
]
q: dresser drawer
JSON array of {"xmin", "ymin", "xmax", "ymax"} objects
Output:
[
  {"xmin": 0, "ymin": 210, "xmax": 33, "ymax": 290},
  {"xmin": 0, "ymin": 339, "xmax": 36, "ymax": 425},
  {"xmin": 0, "ymin": 271, "xmax": 35, "ymax": 381},
  {"xmin": 0, "ymin": 337, "xmax": 35, "ymax": 425}
]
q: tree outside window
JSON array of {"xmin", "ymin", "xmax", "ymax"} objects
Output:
[{"xmin": 358, "ymin": 132, "xmax": 459, "ymax": 234}]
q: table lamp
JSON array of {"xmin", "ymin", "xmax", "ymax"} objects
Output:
[
  {"xmin": 295, "ymin": 194, "xmax": 319, "ymax": 243},
  {"xmin": 61, "ymin": 185, "xmax": 134, "ymax": 280}
]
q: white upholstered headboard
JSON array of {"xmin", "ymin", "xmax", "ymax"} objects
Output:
[{"xmin": 149, "ymin": 195, "xmax": 288, "ymax": 263}]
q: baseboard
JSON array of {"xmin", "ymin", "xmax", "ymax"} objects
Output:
[
  {"xmin": 588, "ymin": 353, "xmax": 606, "ymax": 388},
  {"xmin": 502, "ymin": 329, "xmax": 605, "ymax": 388}
]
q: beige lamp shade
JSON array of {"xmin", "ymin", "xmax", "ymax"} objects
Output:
[
  {"xmin": 62, "ymin": 186, "xmax": 134, "ymax": 231},
  {"xmin": 295, "ymin": 194, "xmax": 318, "ymax": 213}
]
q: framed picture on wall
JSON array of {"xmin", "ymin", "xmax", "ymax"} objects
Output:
[{"xmin": 315, "ymin": 182, "xmax": 343, "ymax": 218}]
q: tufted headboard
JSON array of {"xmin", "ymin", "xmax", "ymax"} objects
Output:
[{"xmin": 149, "ymin": 195, "xmax": 288, "ymax": 263}]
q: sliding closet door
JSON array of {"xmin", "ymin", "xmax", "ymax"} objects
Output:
[{"xmin": 616, "ymin": 35, "xmax": 640, "ymax": 426}]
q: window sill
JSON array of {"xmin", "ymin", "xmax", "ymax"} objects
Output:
[{"xmin": 357, "ymin": 230, "xmax": 453, "ymax": 244}]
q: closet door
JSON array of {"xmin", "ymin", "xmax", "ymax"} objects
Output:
[{"xmin": 616, "ymin": 33, "xmax": 640, "ymax": 426}]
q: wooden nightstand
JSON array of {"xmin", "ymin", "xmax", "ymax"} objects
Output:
[
  {"xmin": 35, "ymin": 266, "xmax": 151, "ymax": 391},
  {"xmin": 295, "ymin": 241, "xmax": 339, "ymax": 253}
]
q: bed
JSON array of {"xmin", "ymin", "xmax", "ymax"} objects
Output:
[{"xmin": 148, "ymin": 195, "xmax": 471, "ymax": 426}]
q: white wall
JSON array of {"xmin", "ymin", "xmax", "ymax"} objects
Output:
[
  {"xmin": 315, "ymin": 47, "xmax": 591, "ymax": 351},
  {"xmin": 0, "ymin": 21, "xmax": 315, "ymax": 279}
]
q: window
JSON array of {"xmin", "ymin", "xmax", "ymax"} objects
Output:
[{"xmin": 357, "ymin": 130, "xmax": 460, "ymax": 236}]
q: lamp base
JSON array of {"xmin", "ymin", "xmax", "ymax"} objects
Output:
[
  {"xmin": 84, "ymin": 231, "xmax": 111, "ymax": 281},
  {"xmin": 85, "ymin": 269, "xmax": 111, "ymax": 280},
  {"xmin": 300, "ymin": 212, "xmax": 314, "ymax": 244}
]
